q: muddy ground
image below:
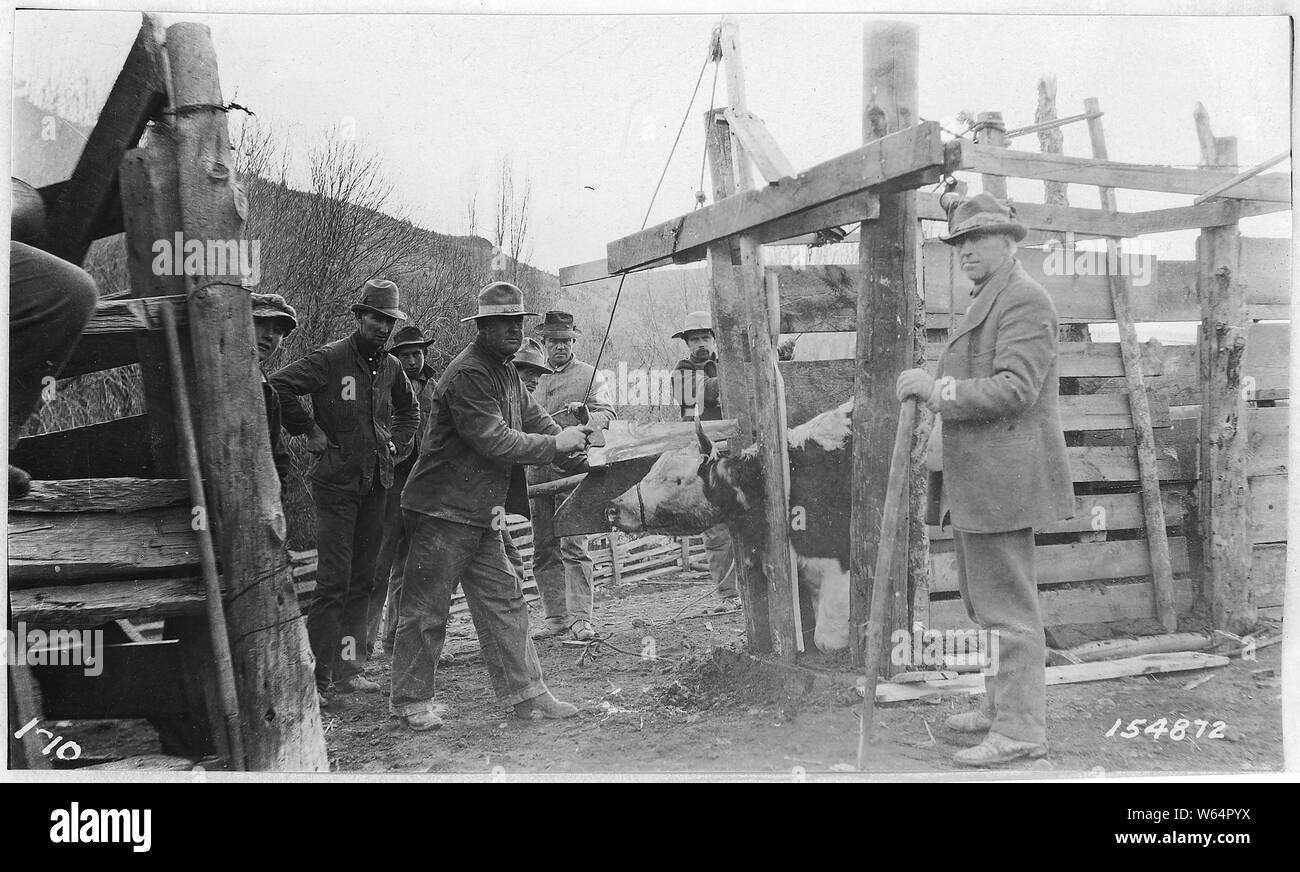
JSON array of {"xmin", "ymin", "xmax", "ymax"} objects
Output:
[{"xmin": 319, "ymin": 569, "xmax": 1283, "ymax": 780}]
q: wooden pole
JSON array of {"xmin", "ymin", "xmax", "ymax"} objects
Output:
[
  {"xmin": 1193, "ymin": 104, "xmax": 1254, "ymax": 635},
  {"xmin": 857, "ymin": 399, "xmax": 916, "ymax": 768},
  {"xmin": 975, "ymin": 111, "xmax": 1009, "ymax": 199},
  {"xmin": 608, "ymin": 529, "xmax": 622, "ymax": 587},
  {"xmin": 718, "ymin": 17, "xmax": 798, "ymax": 659},
  {"xmin": 165, "ymin": 22, "xmax": 327, "ymax": 771},
  {"xmin": 160, "ymin": 303, "xmax": 247, "ymax": 770},
  {"xmin": 851, "ymin": 21, "xmax": 919, "ymax": 667},
  {"xmin": 679, "ymin": 538, "xmax": 691, "ymax": 571},
  {"xmin": 1084, "ymin": 97, "xmax": 1178, "ymax": 632}
]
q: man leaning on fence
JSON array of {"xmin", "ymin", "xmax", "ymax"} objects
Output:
[
  {"xmin": 896, "ymin": 191, "xmax": 1073, "ymax": 767},
  {"xmin": 270, "ymin": 279, "xmax": 419, "ymax": 705},
  {"xmin": 390, "ymin": 281, "xmax": 592, "ymax": 732}
]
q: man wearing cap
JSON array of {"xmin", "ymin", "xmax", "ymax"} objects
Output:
[
  {"xmin": 896, "ymin": 191, "xmax": 1073, "ymax": 767},
  {"xmin": 271, "ymin": 279, "xmax": 420, "ymax": 700},
  {"xmin": 670, "ymin": 311, "xmax": 738, "ymax": 608},
  {"xmin": 391, "ymin": 282, "xmax": 592, "ymax": 731},
  {"xmin": 249, "ymin": 292, "xmax": 299, "ymax": 488},
  {"xmin": 366, "ymin": 324, "xmax": 439, "ymax": 656},
  {"xmin": 527, "ymin": 311, "xmax": 616, "ymax": 642}
]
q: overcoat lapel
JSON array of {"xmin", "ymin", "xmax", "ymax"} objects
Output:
[{"xmin": 945, "ymin": 259, "xmax": 1020, "ymax": 348}]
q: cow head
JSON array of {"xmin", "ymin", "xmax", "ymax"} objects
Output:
[{"xmin": 605, "ymin": 419, "xmax": 762, "ymax": 535}]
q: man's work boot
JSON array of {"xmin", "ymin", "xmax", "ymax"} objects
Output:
[
  {"xmin": 513, "ymin": 691, "xmax": 578, "ymax": 720},
  {"xmin": 335, "ymin": 674, "xmax": 382, "ymax": 694},
  {"xmin": 531, "ymin": 617, "xmax": 568, "ymax": 640},
  {"xmin": 953, "ymin": 732, "xmax": 1047, "ymax": 767},
  {"xmin": 945, "ymin": 710, "xmax": 994, "ymax": 734},
  {"xmin": 8, "ymin": 465, "xmax": 31, "ymax": 500},
  {"xmin": 393, "ymin": 699, "xmax": 444, "ymax": 732},
  {"xmin": 568, "ymin": 619, "xmax": 597, "ymax": 642}
]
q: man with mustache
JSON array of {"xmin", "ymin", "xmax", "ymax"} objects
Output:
[
  {"xmin": 271, "ymin": 279, "xmax": 420, "ymax": 704},
  {"xmin": 896, "ymin": 192, "xmax": 1073, "ymax": 766},
  {"xmin": 391, "ymin": 282, "xmax": 592, "ymax": 731}
]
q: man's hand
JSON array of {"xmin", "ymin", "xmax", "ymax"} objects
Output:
[
  {"xmin": 555, "ymin": 425, "xmax": 592, "ymax": 453},
  {"xmin": 564, "ymin": 401, "xmax": 586, "ymax": 418},
  {"xmin": 306, "ymin": 428, "xmax": 333, "ymax": 457},
  {"xmin": 896, "ymin": 368, "xmax": 939, "ymax": 409}
]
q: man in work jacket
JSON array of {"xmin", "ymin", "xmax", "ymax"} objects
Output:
[
  {"xmin": 390, "ymin": 281, "xmax": 592, "ymax": 732},
  {"xmin": 897, "ymin": 192, "xmax": 1074, "ymax": 767},
  {"xmin": 367, "ymin": 324, "xmax": 438, "ymax": 657},
  {"xmin": 670, "ymin": 310, "xmax": 738, "ymax": 608},
  {"xmin": 271, "ymin": 279, "xmax": 419, "ymax": 702},
  {"xmin": 527, "ymin": 311, "xmax": 616, "ymax": 642}
]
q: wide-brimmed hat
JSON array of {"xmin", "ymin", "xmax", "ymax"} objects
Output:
[
  {"xmin": 672, "ymin": 310, "xmax": 715, "ymax": 340},
  {"xmin": 350, "ymin": 279, "xmax": 407, "ymax": 321},
  {"xmin": 250, "ymin": 292, "xmax": 298, "ymax": 333},
  {"xmin": 389, "ymin": 324, "xmax": 434, "ymax": 353},
  {"xmin": 460, "ymin": 281, "xmax": 539, "ymax": 323},
  {"xmin": 534, "ymin": 310, "xmax": 582, "ymax": 339},
  {"xmin": 512, "ymin": 337, "xmax": 554, "ymax": 373},
  {"xmin": 939, "ymin": 192, "xmax": 1028, "ymax": 245}
]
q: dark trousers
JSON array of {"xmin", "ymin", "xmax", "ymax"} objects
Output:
[
  {"xmin": 366, "ymin": 469, "xmax": 411, "ymax": 652},
  {"xmin": 952, "ymin": 527, "xmax": 1046, "ymax": 745},
  {"xmin": 391, "ymin": 511, "xmax": 547, "ymax": 707},
  {"xmin": 8, "ymin": 242, "xmax": 99, "ymax": 446},
  {"xmin": 308, "ymin": 480, "xmax": 387, "ymax": 689}
]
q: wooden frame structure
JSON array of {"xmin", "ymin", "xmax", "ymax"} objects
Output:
[
  {"xmin": 559, "ymin": 17, "xmax": 1290, "ymax": 668},
  {"xmin": 8, "ymin": 15, "xmax": 326, "ymax": 770}
]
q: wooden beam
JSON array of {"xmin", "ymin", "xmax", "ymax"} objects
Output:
[
  {"xmin": 7, "ymin": 506, "xmax": 199, "ymax": 584},
  {"xmin": 1085, "ymin": 96, "xmax": 1178, "ymax": 633},
  {"xmin": 594, "ymin": 419, "xmax": 740, "ymax": 466},
  {"xmin": 9, "ymin": 577, "xmax": 206, "ymax": 627},
  {"xmin": 1193, "ymin": 149, "xmax": 1290, "ymax": 204},
  {"xmin": 61, "ymin": 294, "xmax": 190, "ymax": 379},
  {"xmin": 721, "ymin": 108, "xmax": 797, "ymax": 182},
  {"xmin": 929, "ymin": 578, "xmax": 1198, "ymax": 631},
  {"xmin": 9, "ymin": 477, "xmax": 188, "ymax": 513},
  {"xmin": 928, "ymin": 490, "xmax": 1188, "ymax": 542},
  {"xmin": 166, "ymin": 21, "xmax": 327, "ymax": 772},
  {"xmin": 1195, "ymin": 116, "xmax": 1256, "ymax": 637},
  {"xmin": 718, "ymin": 18, "xmax": 798, "ymax": 659},
  {"xmin": 952, "ymin": 139, "xmax": 1290, "ymax": 202},
  {"xmin": 606, "ymin": 120, "xmax": 946, "ymax": 272},
  {"xmin": 1122, "ymin": 198, "xmax": 1289, "ymax": 234},
  {"xmin": 43, "ymin": 15, "xmax": 168, "ymax": 264},
  {"xmin": 931, "ymin": 537, "xmax": 1190, "ymax": 592},
  {"xmin": 850, "ymin": 21, "xmax": 920, "ymax": 668}
]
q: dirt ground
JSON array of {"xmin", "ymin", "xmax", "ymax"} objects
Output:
[{"xmin": 316, "ymin": 569, "xmax": 1284, "ymax": 780}]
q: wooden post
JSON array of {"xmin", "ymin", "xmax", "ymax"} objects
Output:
[
  {"xmin": 1193, "ymin": 104, "xmax": 1254, "ymax": 635},
  {"xmin": 851, "ymin": 21, "xmax": 919, "ymax": 668},
  {"xmin": 608, "ymin": 530, "xmax": 622, "ymax": 587},
  {"xmin": 717, "ymin": 18, "xmax": 798, "ymax": 659},
  {"xmin": 165, "ymin": 22, "xmax": 327, "ymax": 771},
  {"xmin": 975, "ymin": 111, "xmax": 1008, "ymax": 199},
  {"xmin": 1084, "ymin": 97, "xmax": 1178, "ymax": 632},
  {"xmin": 679, "ymin": 537, "xmax": 691, "ymax": 571},
  {"xmin": 704, "ymin": 107, "xmax": 771, "ymax": 652},
  {"xmin": 1036, "ymin": 78, "xmax": 1069, "ymax": 214}
]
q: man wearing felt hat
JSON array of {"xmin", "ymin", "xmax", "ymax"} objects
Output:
[
  {"xmin": 896, "ymin": 189, "xmax": 1073, "ymax": 767},
  {"xmin": 366, "ymin": 324, "xmax": 440, "ymax": 657},
  {"xmin": 527, "ymin": 311, "xmax": 616, "ymax": 642},
  {"xmin": 391, "ymin": 281, "xmax": 592, "ymax": 731},
  {"xmin": 271, "ymin": 279, "xmax": 420, "ymax": 702}
]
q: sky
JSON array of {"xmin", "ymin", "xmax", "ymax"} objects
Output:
[{"xmin": 9, "ymin": 7, "xmax": 1293, "ymax": 273}]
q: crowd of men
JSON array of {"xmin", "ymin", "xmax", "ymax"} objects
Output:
[{"xmin": 9, "ymin": 181, "xmax": 1064, "ymax": 765}]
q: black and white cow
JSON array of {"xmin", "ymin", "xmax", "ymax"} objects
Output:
[{"xmin": 606, "ymin": 399, "xmax": 855, "ymax": 652}]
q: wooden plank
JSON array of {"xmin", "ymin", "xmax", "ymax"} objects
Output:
[
  {"xmin": 42, "ymin": 16, "xmax": 168, "ymax": 264},
  {"xmin": 874, "ymin": 651, "xmax": 1229, "ymax": 703},
  {"xmin": 1155, "ymin": 323, "xmax": 1289, "ymax": 406},
  {"xmin": 929, "ymin": 578, "xmax": 1198, "ymax": 630},
  {"xmin": 1068, "ymin": 443, "xmax": 1197, "ymax": 482},
  {"xmin": 60, "ymin": 295, "xmax": 190, "ymax": 379},
  {"xmin": 595, "ymin": 419, "xmax": 740, "ymax": 466},
  {"xmin": 721, "ymin": 108, "xmax": 796, "ymax": 181},
  {"xmin": 1249, "ymin": 474, "xmax": 1287, "ymax": 543},
  {"xmin": 1194, "ymin": 149, "xmax": 1291, "ymax": 203},
  {"xmin": 927, "ymin": 490, "xmax": 1188, "ymax": 542},
  {"xmin": 9, "ymin": 477, "xmax": 189, "ymax": 513},
  {"xmin": 7, "ymin": 505, "xmax": 199, "ymax": 584},
  {"xmin": 1246, "ymin": 405, "xmax": 1288, "ymax": 477},
  {"xmin": 32, "ymin": 640, "xmax": 190, "ymax": 719},
  {"xmin": 606, "ymin": 120, "xmax": 946, "ymax": 272},
  {"xmin": 9, "ymin": 577, "xmax": 206, "ymax": 626},
  {"xmin": 1122, "ymin": 198, "xmax": 1291, "ymax": 235},
  {"xmin": 10, "ymin": 415, "xmax": 155, "ymax": 481},
  {"xmin": 1250, "ymin": 542, "xmax": 1287, "ymax": 608},
  {"xmin": 930, "ymin": 537, "xmax": 1190, "ymax": 593},
  {"xmin": 935, "ymin": 340, "xmax": 1165, "ymax": 379},
  {"xmin": 167, "ymin": 21, "xmax": 326, "ymax": 771},
  {"xmin": 951, "ymin": 139, "xmax": 1290, "ymax": 202}
]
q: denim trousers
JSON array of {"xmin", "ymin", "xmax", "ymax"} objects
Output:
[
  {"xmin": 952, "ymin": 527, "xmax": 1046, "ymax": 745},
  {"xmin": 308, "ymin": 480, "xmax": 387, "ymax": 689},
  {"xmin": 528, "ymin": 493, "xmax": 593, "ymax": 624},
  {"xmin": 390, "ymin": 511, "xmax": 547, "ymax": 707}
]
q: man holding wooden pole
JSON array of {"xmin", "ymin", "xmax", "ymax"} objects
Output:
[{"xmin": 896, "ymin": 192, "xmax": 1073, "ymax": 766}]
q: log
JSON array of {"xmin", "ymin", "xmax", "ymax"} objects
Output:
[
  {"xmin": 8, "ymin": 477, "xmax": 188, "ymax": 513},
  {"xmin": 166, "ymin": 21, "xmax": 327, "ymax": 771},
  {"xmin": 1195, "ymin": 110, "xmax": 1255, "ymax": 636},
  {"xmin": 1057, "ymin": 633, "xmax": 1214, "ymax": 663},
  {"xmin": 851, "ymin": 22, "xmax": 918, "ymax": 667},
  {"xmin": 9, "ymin": 577, "xmax": 206, "ymax": 626},
  {"xmin": 7, "ymin": 506, "xmax": 200, "ymax": 584}
]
